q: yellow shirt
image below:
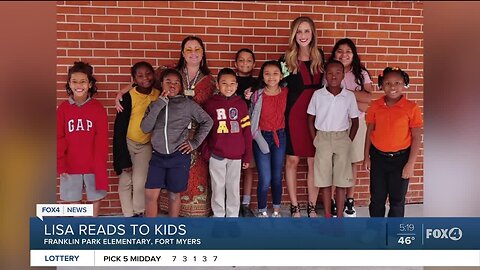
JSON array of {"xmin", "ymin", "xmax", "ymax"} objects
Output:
[{"xmin": 127, "ymin": 87, "xmax": 160, "ymax": 144}]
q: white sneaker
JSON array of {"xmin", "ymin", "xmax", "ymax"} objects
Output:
[
  {"xmin": 344, "ymin": 198, "xmax": 357, "ymax": 217},
  {"xmin": 271, "ymin": 211, "xmax": 281, "ymax": 218},
  {"xmin": 257, "ymin": 211, "xmax": 268, "ymax": 218}
]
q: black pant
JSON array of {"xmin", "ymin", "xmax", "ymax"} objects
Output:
[{"xmin": 369, "ymin": 146, "xmax": 410, "ymax": 217}]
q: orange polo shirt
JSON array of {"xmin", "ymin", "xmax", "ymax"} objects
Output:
[{"xmin": 366, "ymin": 95, "xmax": 423, "ymax": 152}]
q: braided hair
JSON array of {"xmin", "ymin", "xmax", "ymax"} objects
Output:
[{"xmin": 378, "ymin": 67, "xmax": 410, "ymax": 89}]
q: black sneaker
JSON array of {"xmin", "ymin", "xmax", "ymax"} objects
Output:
[
  {"xmin": 344, "ymin": 198, "xmax": 356, "ymax": 217},
  {"xmin": 331, "ymin": 199, "xmax": 337, "ymax": 217},
  {"xmin": 241, "ymin": 204, "xmax": 255, "ymax": 217}
]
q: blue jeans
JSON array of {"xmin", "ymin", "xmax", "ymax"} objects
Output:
[{"xmin": 253, "ymin": 129, "xmax": 286, "ymax": 212}]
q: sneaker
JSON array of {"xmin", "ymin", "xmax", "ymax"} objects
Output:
[
  {"xmin": 271, "ymin": 211, "xmax": 281, "ymax": 218},
  {"xmin": 132, "ymin": 213, "xmax": 143, "ymax": 217},
  {"xmin": 344, "ymin": 198, "xmax": 357, "ymax": 217},
  {"xmin": 257, "ymin": 211, "xmax": 268, "ymax": 218},
  {"xmin": 331, "ymin": 199, "xmax": 337, "ymax": 217},
  {"xmin": 240, "ymin": 204, "xmax": 255, "ymax": 217}
]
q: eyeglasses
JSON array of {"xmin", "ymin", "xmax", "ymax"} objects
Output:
[{"xmin": 183, "ymin": 47, "xmax": 203, "ymax": 54}]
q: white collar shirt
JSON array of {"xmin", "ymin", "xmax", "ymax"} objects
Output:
[{"xmin": 307, "ymin": 87, "xmax": 360, "ymax": 132}]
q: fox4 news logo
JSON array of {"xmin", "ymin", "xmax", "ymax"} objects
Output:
[{"xmin": 425, "ymin": 227, "xmax": 463, "ymax": 241}]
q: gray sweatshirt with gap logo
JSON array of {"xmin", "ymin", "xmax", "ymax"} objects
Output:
[{"xmin": 141, "ymin": 95, "xmax": 213, "ymax": 154}]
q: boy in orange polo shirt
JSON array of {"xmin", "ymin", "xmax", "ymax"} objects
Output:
[{"xmin": 363, "ymin": 67, "xmax": 423, "ymax": 217}]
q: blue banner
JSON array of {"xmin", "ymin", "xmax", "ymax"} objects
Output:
[{"xmin": 30, "ymin": 217, "xmax": 480, "ymax": 250}]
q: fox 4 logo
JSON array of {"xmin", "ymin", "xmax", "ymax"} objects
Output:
[{"xmin": 425, "ymin": 227, "xmax": 462, "ymax": 241}]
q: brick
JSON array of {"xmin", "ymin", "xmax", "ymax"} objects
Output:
[
  {"xmin": 182, "ymin": 9, "xmax": 207, "ymax": 17},
  {"xmin": 181, "ymin": 26, "xmax": 206, "ymax": 34},
  {"xmin": 94, "ymin": 32, "xmax": 119, "ymax": 40},
  {"xmin": 105, "ymin": 41, "xmax": 131, "ymax": 49},
  {"xmin": 94, "ymin": 49, "xmax": 119, "ymax": 57},
  {"xmin": 243, "ymin": 20, "xmax": 266, "ymax": 27},
  {"xmin": 90, "ymin": 1, "xmax": 118, "ymax": 7},
  {"xmin": 66, "ymin": 14, "xmax": 92, "ymax": 23},
  {"xmin": 369, "ymin": 15, "xmax": 390, "ymax": 23},
  {"xmin": 218, "ymin": 19, "xmax": 242, "ymax": 27},
  {"xmin": 195, "ymin": 18, "xmax": 219, "ymax": 26},
  {"xmin": 195, "ymin": 1, "xmax": 219, "ymax": 9},
  {"xmin": 266, "ymin": 20, "xmax": 289, "ymax": 28},
  {"xmin": 106, "ymin": 7, "xmax": 131, "ymax": 15},
  {"xmin": 119, "ymin": 16, "xmax": 144, "ymax": 24},
  {"xmin": 380, "ymin": 23, "xmax": 400, "ymax": 31},
  {"xmin": 144, "ymin": 16, "xmax": 169, "ymax": 24},
  {"xmin": 254, "ymin": 12, "xmax": 278, "ymax": 20},
  {"xmin": 67, "ymin": 49, "xmax": 92, "ymax": 57},
  {"xmin": 243, "ymin": 2, "xmax": 266, "ymax": 11},
  {"xmin": 266, "ymin": 4, "xmax": 289, "ymax": 12},
  {"xmin": 314, "ymin": 5, "xmax": 335, "ymax": 13},
  {"xmin": 106, "ymin": 24, "xmax": 131, "ymax": 32},
  {"xmin": 401, "ymin": 24, "xmax": 422, "ymax": 32},
  {"xmin": 80, "ymin": 24, "xmax": 106, "ymax": 31},
  {"xmin": 206, "ymin": 10, "xmax": 230, "ymax": 17},
  {"xmin": 335, "ymin": 6, "xmax": 357, "ymax": 13},
  {"xmin": 347, "ymin": 15, "xmax": 368, "ymax": 22},
  {"xmin": 345, "ymin": 30, "xmax": 367, "ymax": 38},
  {"xmin": 58, "ymin": 6, "xmax": 80, "ymax": 14},
  {"xmin": 118, "ymin": 1, "xmax": 143, "ymax": 7},
  {"xmin": 358, "ymin": 8, "xmax": 379, "ymax": 15},
  {"xmin": 336, "ymin": 22, "xmax": 358, "ymax": 30},
  {"xmin": 80, "ymin": 41, "xmax": 106, "ymax": 48},
  {"xmin": 156, "ymin": 8, "xmax": 181, "ymax": 17},
  {"xmin": 93, "ymin": 15, "xmax": 118, "ymax": 23},
  {"xmin": 290, "ymin": 5, "xmax": 312, "ymax": 12},
  {"xmin": 391, "ymin": 17, "xmax": 411, "ymax": 24},
  {"xmin": 170, "ymin": 17, "xmax": 194, "ymax": 25},
  {"xmin": 231, "ymin": 11, "xmax": 255, "ymax": 19},
  {"xmin": 324, "ymin": 14, "xmax": 346, "ymax": 22},
  {"xmin": 206, "ymin": 27, "xmax": 229, "ymax": 35},
  {"xmin": 80, "ymin": 7, "xmax": 106, "ymax": 15}
]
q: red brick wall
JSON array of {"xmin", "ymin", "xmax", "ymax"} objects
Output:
[{"xmin": 56, "ymin": 1, "xmax": 424, "ymax": 215}]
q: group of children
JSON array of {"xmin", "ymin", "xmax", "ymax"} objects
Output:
[{"xmin": 57, "ymin": 39, "xmax": 422, "ymax": 219}]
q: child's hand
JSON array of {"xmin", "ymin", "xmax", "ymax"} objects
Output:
[
  {"xmin": 60, "ymin": 172, "xmax": 68, "ymax": 178},
  {"xmin": 115, "ymin": 92, "xmax": 124, "ymax": 112},
  {"xmin": 178, "ymin": 141, "xmax": 193, "ymax": 154},
  {"xmin": 363, "ymin": 157, "xmax": 371, "ymax": 171},
  {"xmin": 244, "ymin": 88, "xmax": 253, "ymax": 100},
  {"xmin": 122, "ymin": 167, "xmax": 132, "ymax": 173},
  {"xmin": 160, "ymin": 88, "xmax": 169, "ymax": 98},
  {"xmin": 242, "ymin": 162, "xmax": 249, "ymax": 169},
  {"xmin": 402, "ymin": 161, "xmax": 415, "ymax": 179}
]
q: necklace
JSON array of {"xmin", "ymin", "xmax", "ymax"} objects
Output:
[{"xmin": 184, "ymin": 67, "xmax": 200, "ymax": 97}]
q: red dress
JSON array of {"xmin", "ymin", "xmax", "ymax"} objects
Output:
[{"xmin": 284, "ymin": 60, "xmax": 323, "ymax": 157}]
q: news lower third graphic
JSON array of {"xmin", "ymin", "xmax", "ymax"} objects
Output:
[{"xmin": 31, "ymin": 204, "xmax": 480, "ymax": 266}]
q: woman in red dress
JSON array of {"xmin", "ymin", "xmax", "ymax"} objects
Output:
[{"xmin": 281, "ymin": 17, "xmax": 325, "ymax": 217}]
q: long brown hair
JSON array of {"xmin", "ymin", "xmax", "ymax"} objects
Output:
[{"xmin": 284, "ymin": 16, "xmax": 323, "ymax": 75}]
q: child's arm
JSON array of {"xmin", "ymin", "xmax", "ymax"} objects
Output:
[
  {"xmin": 140, "ymin": 97, "xmax": 168, "ymax": 134},
  {"xmin": 56, "ymin": 105, "xmax": 67, "ymax": 176},
  {"xmin": 186, "ymin": 101, "xmax": 213, "ymax": 150},
  {"xmin": 349, "ymin": 117, "xmax": 359, "ymax": 141},
  {"xmin": 241, "ymin": 104, "xmax": 253, "ymax": 168},
  {"xmin": 115, "ymin": 84, "xmax": 134, "ymax": 112},
  {"xmin": 402, "ymin": 127, "xmax": 422, "ymax": 179},
  {"xmin": 307, "ymin": 114, "xmax": 316, "ymax": 141},
  {"xmin": 94, "ymin": 105, "xmax": 109, "ymax": 191},
  {"xmin": 113, "ymin": 93, "xmax": 133, "ymax": 175},
  {"xmin": 363, "ymin": 123, "xmax": 374, "ymax": 171}
]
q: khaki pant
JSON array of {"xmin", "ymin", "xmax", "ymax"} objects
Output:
[
  {"xmin": 313, "ymin": 130, "xmax": 354, "ymax": 188},
  {"xmin": 209, "ymin": 157, "xmax": 241, "ymax": 217},
  {"xmin": 118, "ymin": 138, "xmax": 152, "ymax": 217}
]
